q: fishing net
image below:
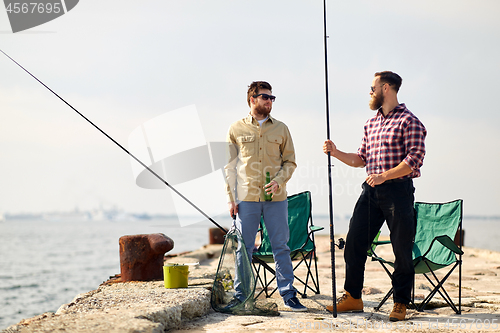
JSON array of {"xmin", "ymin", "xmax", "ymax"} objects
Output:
[{"xmin": 211, "ymin": 227, "xmax": 279, "ymax": 316}]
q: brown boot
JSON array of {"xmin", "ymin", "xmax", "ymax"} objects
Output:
[
  {"xmin": 326, "ymin": 291, "xmax": 363, "ymax": 313},
  {"xmin": 389, "ymin": 302, "xmax": 407, "ymax": 322}
]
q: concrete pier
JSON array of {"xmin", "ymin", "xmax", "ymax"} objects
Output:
[{"xmin": 5, "ymin": 235, "xmax": 500, "ymax": 332}]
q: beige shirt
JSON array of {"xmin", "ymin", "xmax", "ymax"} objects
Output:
[{"xmin": 225, "ymin": 114, "xmax": 297, "ymax": 202}]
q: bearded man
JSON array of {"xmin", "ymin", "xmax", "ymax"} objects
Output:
[
  {"xmin": 224, "ymin": 81, "xmax": 306, "ymax": 311},
  {"xmin": 323, "ymin": 71, "xmax": 427, "ymax": 321}
]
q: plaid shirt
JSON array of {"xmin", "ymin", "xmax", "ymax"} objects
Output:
[{"xmin": 357, "ymin": 103, "xmax": 427, "ymax": 179}]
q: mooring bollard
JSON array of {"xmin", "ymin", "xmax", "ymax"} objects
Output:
[
  {"xmin": 119, "ymin": 233, "xmax": 174, "ymax": 282},
  {"xmin": 209, "ymin": 227, "xmax": 227, "ymax": 244},
  {"xmin": 454, "ymin": 229, "xmax": 465, "ymax": 247}
]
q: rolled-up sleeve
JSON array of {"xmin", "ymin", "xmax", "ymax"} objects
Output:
[
  {"xmin": 402, "ymin": 118, "xmax": 427, "ymax": 171},
  {"xmin": 224, "ymin": 129, "xmax": 238, "ymax": 202},
  {"xmin": 357, "ymin": 127, "xmax": 368, "ymax": 164},
  {"xmin": 273, "ymin": 126, "xmax": 297, "ymax": 187}
]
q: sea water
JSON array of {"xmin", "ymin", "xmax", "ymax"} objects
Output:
[
  {"xmin": 0, "ymin": 215, "xmax": 498, "ymax": 329},
  {"xmin": 0, "ymin": 216, "xmax": 229, "ymax": 329}
]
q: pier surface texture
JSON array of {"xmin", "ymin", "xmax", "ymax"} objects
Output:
[{"xmin": 5, "ymin": 235, "xmax": 500, "ymax": 333}]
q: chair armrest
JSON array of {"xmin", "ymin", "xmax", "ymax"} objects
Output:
[
  {"xmin": 370, "ymin": 254, "xmax": 394, "ymax": 266},
  {"xmin": 422, "ymin": 235, "xmax": 464, "ymax": 257},
  {"xmin": 435, "ymin": 235, "xmax": 464, "ymax": 255},
  {"xmin": 368, "ymin": 238, "xmax": 391, "ymax": 257},
  {"xmin": 310, "ymin": 225, "xmax": 324, "ymax": 232},
  {"xmin": 373, "ymin": 240, "xmax": 391, "ymax": 246}
]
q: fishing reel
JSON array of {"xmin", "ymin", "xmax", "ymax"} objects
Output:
[{"xmin": 335, "ymin": 238, "xmax": 345, "ymax": 250}]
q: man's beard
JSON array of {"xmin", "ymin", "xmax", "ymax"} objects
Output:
[
  {"xmin": 254, "ymin": 103, "xmax": 271, "ymax": 117},
  {"xmin": 369, "ymin": 93, "xmax": 384, "ymax": 111}
]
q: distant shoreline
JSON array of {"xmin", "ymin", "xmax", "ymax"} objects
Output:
[{"xmin": 3, "ymin": 212, "xmax": 500, "ymax": 220}]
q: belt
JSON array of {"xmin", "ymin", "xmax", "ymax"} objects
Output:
[{"xmin": 384, "ymin": 178, "xmax": 412, "ymax": 184}]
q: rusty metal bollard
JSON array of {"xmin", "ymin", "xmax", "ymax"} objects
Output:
[
  {"xmin": 119, "ymin": 233, "xmax": 174, "ymax": 282},
  {"xmin": 209, "ymin": 227, "xmax": 227, "ymax": 244}
]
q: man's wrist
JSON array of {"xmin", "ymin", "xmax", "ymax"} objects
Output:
[{"xmin": 380, "ymin": 173, "xmax": 389, "ymax": 182}]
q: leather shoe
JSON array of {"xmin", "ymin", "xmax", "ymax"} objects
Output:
[
  {"xmin": 326, "ymin": 291, "xmax": 363, "ymax": 313},
  {"xmin": 389, "ymin": 302, "xmax": 407, "ymax": 321}
]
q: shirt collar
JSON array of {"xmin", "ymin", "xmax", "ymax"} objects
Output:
[
  {"xmin": 245, "ymin": 113, "xmax": 275, "ymax": 125},
  {"xmin": 378, "ymin": 103, "xmax": 406, "ymax": 118}
]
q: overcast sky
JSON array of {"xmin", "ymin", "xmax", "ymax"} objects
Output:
[{"xmin": 1, "ymin": 0, "xmax": 499, "ymax": 220}]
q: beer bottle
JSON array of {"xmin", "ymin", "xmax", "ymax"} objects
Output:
[{"xmin": 264, "ymin": 172, "xmax": 273, "ymax": 201}]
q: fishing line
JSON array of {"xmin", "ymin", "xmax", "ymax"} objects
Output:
[
  {"xmin": 323, "ymin": 0, "xmax": 338, "ymax": 317},
  {"xmin": 0, "ymin": 49, "xmax": 227, "ymax": 233}
]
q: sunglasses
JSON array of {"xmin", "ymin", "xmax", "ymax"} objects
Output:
[
  {"xmin": 371, "ymin": 83, "xmax": 391, "ymax": 92},
  {"xmin": 253, "ymin": 93, "xmax": 276, "ymax": 102}
]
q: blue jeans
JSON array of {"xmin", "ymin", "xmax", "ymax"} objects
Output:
[
  {"xmin": 234, "ymin": 200, "xmax": 297, "ymax": 302},
  {"xmin": 344, "ymin": 179, "xmax": 416, "ymax": 304}
]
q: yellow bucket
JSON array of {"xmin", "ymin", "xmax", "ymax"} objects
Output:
[{"xmin": 163, "ymin": 264, "xmax": 189, "ymax": 288}]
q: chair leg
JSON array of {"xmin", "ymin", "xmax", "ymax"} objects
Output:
[
  {"xmin": 302, "ymin": 253, "xmax": 311, "ymax": 298},
  {"xmin": 291, "ymin": 251, "xmax": 321, "ymax": 297},
  {"xmin": 375, "ymin": 287, "xmax": 393, "ymax": 311},
  {"xmin": 262, "ymin": 263, "xmax": 276, "ymax": 298},
  {"xmin": 252, "ymin": 260, "xmax": 278, "ymax": 299},
  {"xmin": 458, "ymin": 257, "xmax": 462, "ymax": 314},
  {"xmin": 252, "ymin": 262, "xmax": 266, "ymax": 299},
  {"xmin": 412, "ymin": 278, "xmax": 415, "ymax": 306},
  {"xmin": 298, "ymin": 251, "xmax": 319, "ymax": 297},
  {"xmin": 420, "ymin": 274, "xmax": 459, "ymax": 314},
  {"xmin": 374, "ymin": 260, "xmax": 395, "ymax": 311},
  {"xmin": 374, "ymin": 261, "xmax": 418, "ymax": 311},
  {"xmin": 291, "ymin": 253, "xmax": 309, "ymax": 298},
  {"xmin": 252, "ymin": 248, "xmax": 322, "ymax": 300},
  {"xmin": 418, "ymin": 262, "xmax": 460, "ymax": 314},
  {"xmin": 312, "ymin": 249, "xmax": 321, "ymax": 294}
]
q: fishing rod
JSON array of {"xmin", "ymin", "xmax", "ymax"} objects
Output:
[
  {"xmin": 0, "ymin": 49, "xmax": 227, "ymax": 234},
  {"xmin": 323, "ymin": 0, "xmax": 338, "ymax": 317}
]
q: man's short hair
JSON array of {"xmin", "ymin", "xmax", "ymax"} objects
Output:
[
  {"xmin": 375, "ymin": 71, "xmax": 402, "ymax": 93},
  {"xmin": 247, "ymin": 81, "xmax": 272, "ymax": 107}
]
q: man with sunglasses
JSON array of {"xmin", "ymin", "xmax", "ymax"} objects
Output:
[
  {"xmin": 224, "ymin": 81, "xmax": 306, "ymax": 311},
  {"xmin": 323, "ymin": 71, "xmax": 426, "ymax": 321}
]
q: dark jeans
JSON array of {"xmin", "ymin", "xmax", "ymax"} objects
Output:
[{"xmin": 344, "ymin": 179, "xmax": 416, "ymax": 304}]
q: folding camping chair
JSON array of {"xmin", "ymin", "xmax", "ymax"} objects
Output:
[
  {"xmin": 252, "ymin": 191, "xmax": 324, "ymax": 299},
  {"xmin": 369, "ymin": 199, "xmax": 463, "ymax": 314}
]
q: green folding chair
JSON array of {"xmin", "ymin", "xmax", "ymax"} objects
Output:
[
  {"xmin": 369, "ymin": 199, "xmax": 464, "ymax": 314},
  {"xmin": 252, "ymin": 191, "xmax": 324, "ymax": 299}
]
